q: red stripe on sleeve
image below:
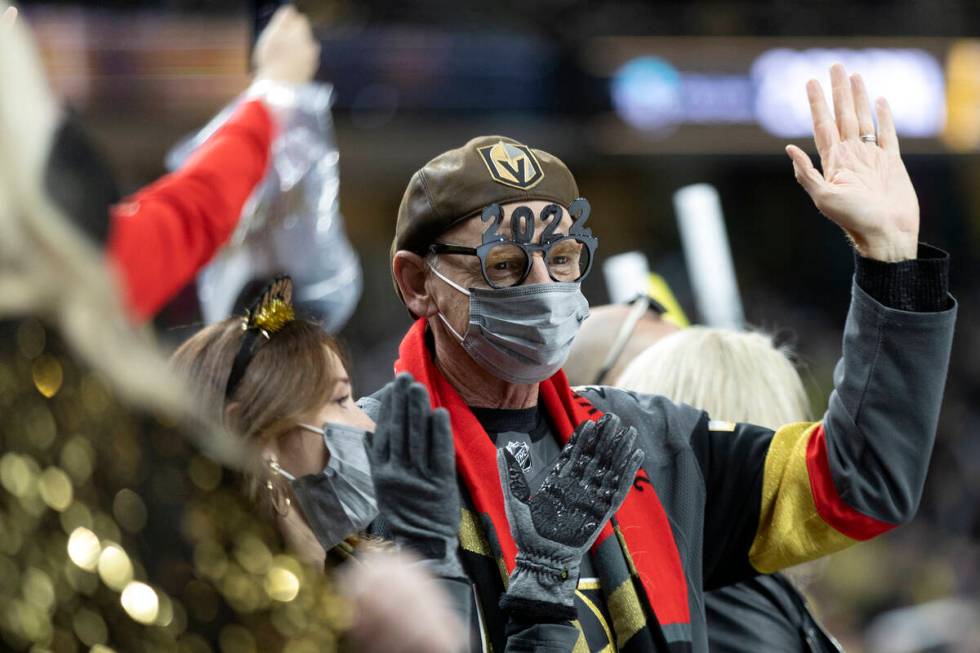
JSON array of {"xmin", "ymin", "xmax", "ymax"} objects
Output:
[{"xmin": 805, "ymin": 423, "xmax": 896, "ymax": 541}]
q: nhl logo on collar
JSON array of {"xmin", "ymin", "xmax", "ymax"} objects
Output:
[
  {"xmin": 477, "ymin": 140, "xmax": 544, "ymax": 190},
  {"xmin": 505, "ymin": 440, "xmax": 533, "ymax": 472}
]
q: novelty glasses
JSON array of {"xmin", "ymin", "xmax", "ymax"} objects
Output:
[{"xmin": 428, "ymin": 199, "xmax": 599, "ymax": 289}]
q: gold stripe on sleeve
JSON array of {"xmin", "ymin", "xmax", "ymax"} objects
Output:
[{"xmin": 748, "ymin": 422, "xmax": 857, "ymax": 573}]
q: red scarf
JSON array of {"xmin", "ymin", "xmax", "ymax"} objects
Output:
[{"xmin": 395, "ymin": 319, "xmax": 690, "ymax": 627}]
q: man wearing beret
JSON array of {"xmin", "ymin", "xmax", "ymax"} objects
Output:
[{"xmin": 359, "ymin": 65, "xmax": 957, "ymax": 652}]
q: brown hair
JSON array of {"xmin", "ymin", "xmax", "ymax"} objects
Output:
[{"xmin": 171, "ymin": 318, "xmax": 346, "ymax": 504}]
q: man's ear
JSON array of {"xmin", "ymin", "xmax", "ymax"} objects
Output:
[{"xmin": 393, "ymin": 251, "xmax": 437, "ymax": 318}]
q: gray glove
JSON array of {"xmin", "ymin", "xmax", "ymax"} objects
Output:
[
  {"xmin": 370, "ymin": 373, "xmax": 464, "ymax": 579},
  {"xmin": 497, "ymin": 414, "xmax": 644, "ymax": 620}
]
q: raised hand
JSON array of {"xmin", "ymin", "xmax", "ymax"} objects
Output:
[
  {"xmin": 369, "ymin": 373, "xmax": 464, "ymax": 578},
  {"xmin": 252, "ymin": 5, "xmax": 321, "ymax": 86},
  {"xmin": 786, "ymin": 63, "xmax": 919, "ymax": 262},
  {"xmin": 497, "ymin": 413, "xmax": 644, "ymax": 615}
]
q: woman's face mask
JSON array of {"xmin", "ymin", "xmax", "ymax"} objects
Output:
[{"xmin": 272, "ymin": 422, "xmax": 377, "ymax": 552}]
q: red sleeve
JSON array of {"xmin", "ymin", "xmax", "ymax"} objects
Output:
[{"xmin": 107, "ymin": 100, "xmax": 276, "ymax": 322}]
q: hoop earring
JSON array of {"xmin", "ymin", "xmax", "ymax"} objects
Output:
[{"xmin": 265, "ymin": 458, "xmax": 292, "ymax": 517}]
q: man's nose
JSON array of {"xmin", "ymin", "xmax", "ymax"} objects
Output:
[{"xmin": 525, "ymin": 253, "xmax": 552, "ymax": 285}]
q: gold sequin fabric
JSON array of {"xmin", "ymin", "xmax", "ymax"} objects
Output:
[{"xmin": 0, "ymin": 318, "xmax": 352, "ymax": 652}]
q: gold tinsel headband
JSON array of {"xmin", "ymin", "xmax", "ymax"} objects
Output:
[{"xmin": 225, "ymin": 276, "xmax": 296, "ymax": 398}]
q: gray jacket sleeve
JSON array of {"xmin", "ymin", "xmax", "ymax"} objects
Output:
[
  {"xmin": 822, "ymin": 276, "xmax": 956, "ymax": 524},
  {"xmin": 696, "ymin": 245, "xmax": 956, "ymax": 580}
]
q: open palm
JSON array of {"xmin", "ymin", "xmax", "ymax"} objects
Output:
[{"xmin": 786, "ymin": 64, "xmax": 919, "ymax": 262}]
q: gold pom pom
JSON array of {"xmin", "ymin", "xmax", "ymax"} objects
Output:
[
  {"xmin": 253, "ymin": 299, "xmax": 295, "ymax": 334},
  {"xmin": 244, "ymin": 277, "xmax": 295, "ymax": 335}
]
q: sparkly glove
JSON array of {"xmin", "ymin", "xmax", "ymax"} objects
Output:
[
  {"xmin": 497, "ymin": 414, "xmax": 644, "ymax": 620},
  {"xmin": 369, "ymin": 373, "xmax": 464, "ymax": 579}
]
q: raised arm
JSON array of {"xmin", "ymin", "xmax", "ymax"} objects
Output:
[
  {"xmin": 106, "ymin": 6, "xmax": 320, "ymax": 321},
  {"xmin": 699, "ymin": 64, "xmax": 956, "ymax": 587},
  {"xmin": 107, "ymin": 101, "xmax": 274, "ymax": 320}
]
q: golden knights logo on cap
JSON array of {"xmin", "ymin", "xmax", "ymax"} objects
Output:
[{"xmin": 477, "ymin": 140, "xmax": 544, "ymax": 190}]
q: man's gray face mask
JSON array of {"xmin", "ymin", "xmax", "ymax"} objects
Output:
[
  {"xmin": 428, "ymin": 262, "xmax": 590, "ymax": 385},
  {"xmin": 276, "ymin": 422, "xmax": 378, "ymax": 552}
]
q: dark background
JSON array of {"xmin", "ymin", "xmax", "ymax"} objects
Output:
[{"xmin": 21, "ymin": 0, "xmax": 980, "ymax": 649}]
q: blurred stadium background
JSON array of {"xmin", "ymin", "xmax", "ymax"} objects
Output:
[{"xmin": 20, "ymin": 0, "xmax": 980, "ymax": 650}]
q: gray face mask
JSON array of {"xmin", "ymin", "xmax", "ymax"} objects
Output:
[
  {"xmin": 275, "ymin": 422, "xmax": 378, "ymax": 552},
  {"xmin": 429, "ymin": 263, "xmax": 590, "ymax": 385}
]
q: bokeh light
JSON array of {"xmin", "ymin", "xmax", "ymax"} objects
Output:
[
  {"xmin": 120, "ymin": 581, "xmax": 159, "ymax": 625},
  {"xmin": 97, "ymin": 543, "xmax": 134, "ymax": 590},
  {"xmin": 72, "ymin": 608, "xmax": 109, "ymax": 646},
  {"xmin": 611, "ymin": 56, "xmax": 683, "ymax": 133},
  {"xmin": 23, "ymin": 567, "xmax": 56, "ymax": 613},
  {"xmin": 0, "ymin": 452, "xmax": 39, "ymax": 498},
  {"xmin": 38, "ymin": 466, "xmax": 73, "ymax": 511},
  {"xmin": 265, "ymin": 566, "xmax": 300, "ymax": 602},
  {"xmin": 67, "ymin": 527, "xmax": 101, "ymax": 572},
  {"xmin": 111, "ymin": 489, "xmax": 148, "ymax": 533},
  {"xmin": 31, "ymin": 355, "xmax": 63, "ymax": 398}
]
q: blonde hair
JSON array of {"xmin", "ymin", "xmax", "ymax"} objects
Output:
[
  {"xmin": 616, "ymin": 326, "xmax": 824, "ymax": 585},
  {"xmin": 615, "ymin": 326, "xmax": 811, "ymax": 428},
  {"xmin": 0, "ymin": 7, "xmax": 242, "ymax": 466}
]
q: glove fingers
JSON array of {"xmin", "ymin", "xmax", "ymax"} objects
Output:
[
  {"xmin": 406, "ymin": 382, "xmax": 430, "ymax": 467},
  {"xmin": 370, "ymin": 423, "xmax": 390, "ymax": 466},
  {"xmin": 599, "ymin": 427, "xmax": 638, "ymax": 493},
  {"xmin": 594, "ymin": 430, "xmax": 640, "ymax": 517},
  {"xmin": 428, "ymin": 407, "xmax": 456, "ymax": 477},
  {"xmin": 580, "ymin": 434, "xmax": 631, "ymax": 550},
  {"xmin": 371, "ymin": 383, "xmax": 395, "ymax": 465},
  {"xmin": 387, "ymin": 373, "xmax": 413, "ymax": 462},
  {"xmin": 560, "ymin": 418, "xmax": 602, "ymax": 480},
  {"xmin": 553, "ymin": 419, "xmax": 593, "ymax": 480},
  {"xmin": 587, "ymin": 414, "xmax": 618, "ymax": 458},
  {"xmin": 579, "ymin": 450, "xmax": 641, "ymax": 554},
  {"xmin": 607, "ymin": 425, "xmax": 638, "ymax": 480},
  {"xmin": 581, "ymin": 414, "xmax": 622, "ymax": 482},
  {"xmin": 577, "ymin": 441, "xmax": 602, "ymax": 483}
]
